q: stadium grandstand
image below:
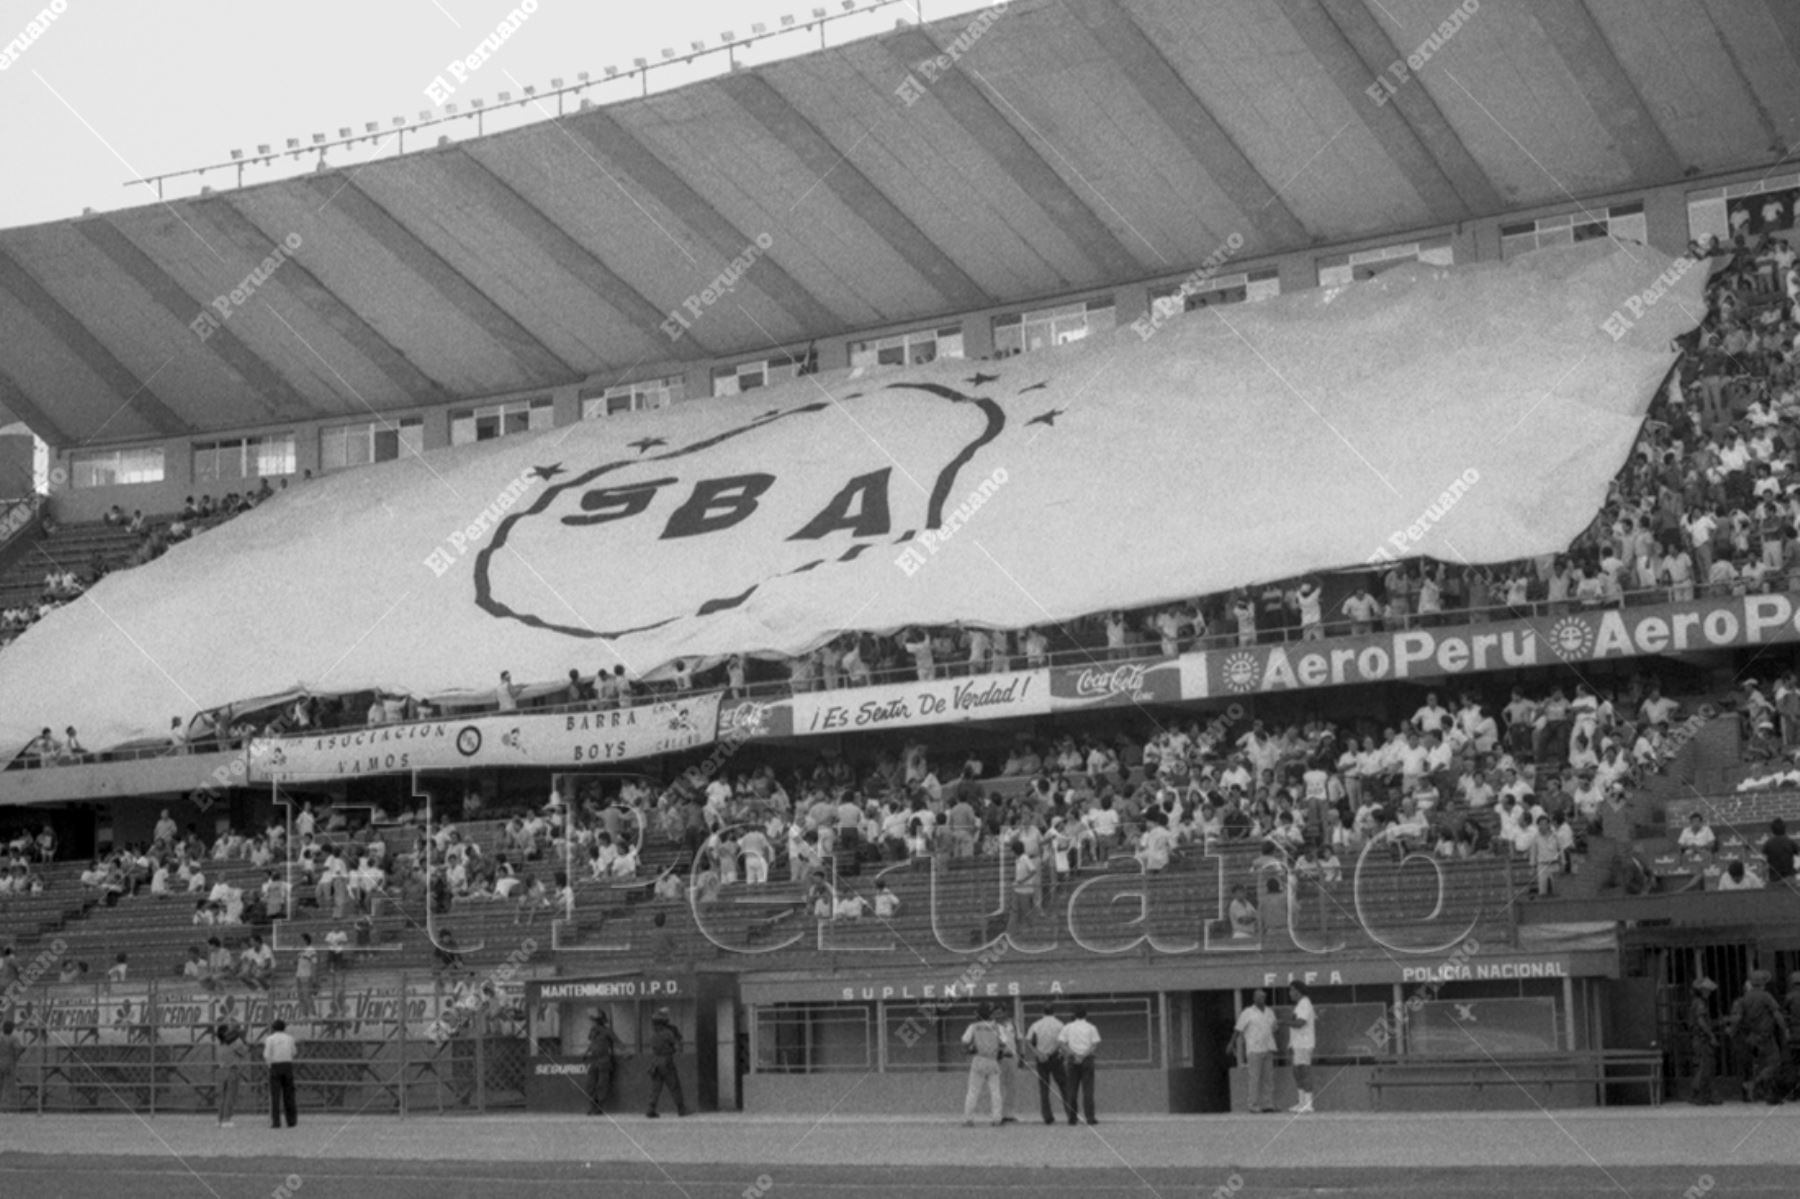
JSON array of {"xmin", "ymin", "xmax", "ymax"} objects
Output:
[{"xmin": 4, "ymin": 0, "xmax": 1800, "ymax": 1153}]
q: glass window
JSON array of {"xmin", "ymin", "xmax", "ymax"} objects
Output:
[
  {"xmin": 880, "ymin": 993, "xmax": 1160, "ymax": 1072},
  {"xmin": 580, "ymin": 375, "xmax": 685, "ymax": 420},
  {"xmin": 754, "ymin": 1003, "xmax": 874, "ymax": 1073},
  {"xmin": 320, "ymin": 419, "xmax": 423, "ymax": 472},
  {"xmin": 252, "ymin": 433, "xmax": 296, "ymax": 478},
  {"xmin": 1407, "ymin": 996, "xmax": 1559, "ymax": 1057},
  {"xmin": 849, "ymin": 326, "xmax": 965, "ymax": 370},
  {"xmin": 450, "ymin": 398, "xmax": 554, "ymax": 446},
  {"xmin": 192, "ymin": 439, "xmax": 246, "ymax": 485},
  {"xmin": 992, "ymin": 299, "xmax": 1115, "ymax": 358},
  {"xmin": 70, "ymin": 447, "xmax": 165, "ymax": 488},
  {"xmin": 882, "ymin": 999, "xmax": 990, "ymax": 1073}
]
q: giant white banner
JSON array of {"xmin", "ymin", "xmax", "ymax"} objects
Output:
[
  {"xmin": 0, "ymin": 242, "xmax": 1706, "ymax": 751},
  {"xmin": 247, "ymin": 695, "xmax": 719, "ymax": 781}
]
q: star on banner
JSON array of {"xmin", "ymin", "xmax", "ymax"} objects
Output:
[
  {"xmin": 1027, "ymin": 409, "xmax": 1066, "ymax": 428},
  {"xmin": 964, "ymin": 371, "xmax": 999, "ymax": 387},
  {"xmin": 628, "ymin": 437, "xmax": 667, "ymax": 454},
  {"xmin": 530, "ymin": 464, "xmax": 566, "ymax": 481}
]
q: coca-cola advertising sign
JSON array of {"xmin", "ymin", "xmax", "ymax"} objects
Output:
[{"xmin": 1049, "ymin": 658, "xmax": 1182, "ymax": 709}]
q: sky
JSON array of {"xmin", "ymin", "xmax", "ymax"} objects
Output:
[{"xmin": 0, "ymin": 0, "xmax": 997, "ymax": 231}]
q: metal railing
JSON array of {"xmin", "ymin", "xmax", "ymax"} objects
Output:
[{"xmin": 0, "ymin": 976, "xmax": 527, "ymax": 1116}]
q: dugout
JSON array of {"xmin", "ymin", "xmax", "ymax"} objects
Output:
[
  {"xmin": 523, "ymin": 972, "xmax": 737, "ymax": 1113},
  {"xmin": 736, "ymin": 948, "xmax": 1623, "ymax": 1115}
]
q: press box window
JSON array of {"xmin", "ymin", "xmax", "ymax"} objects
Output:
[
  {"xmin": 1148, "ymin": 268, "xmax": 1281, "ymax": 319},
  {"xmin": 193, "ymin": 433, "xmax": 295, "ymax": 484},
  {"xmin": 1501, "ymin": 203, "xmax": 1647, "ymax": 259},
  {"xmin": 712, "ymin": 354, "xmax": 805, "ymax": 397},
  {"xmin": 992, "ymin": 298, "xmax": 1115, "ymax": 358},
  {"xmin": 69, "ymin": 446, "xmax": 165, "ymax": 488},
  {"xmin": 320, "ymin": 418, "xmax": 424, "ymax": 472},
  {"xmin": 580, "ymin": 375, "xmax": 685, "ymax": 419},
  {"xmin": 849, "ymin": 326, "xmax": 965, "ymax": 369},
  {"xmin": 450, "ymin": 397, "xmax": 554, "ymax": 445}
]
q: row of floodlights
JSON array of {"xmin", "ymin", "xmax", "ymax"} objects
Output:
[{"xmin": 225, "ymin": 2, "xmax": 868, "ymax": 160}]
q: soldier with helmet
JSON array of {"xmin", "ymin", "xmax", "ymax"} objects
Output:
[
  {"xmin": 645, "ymin": 1007, "xmax": 689, "ymax": 1118},
  {"xmin": 1726, "ymin": 969, "xmax": 1789, "ymax": 1104},
  {"xmin": 1685, "ymin": 977, "xmax": 1720, "ymax": 1105}
]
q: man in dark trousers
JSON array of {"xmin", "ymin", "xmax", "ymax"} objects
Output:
[
  {"xmin": 1022, "ymin": 1005, "xmax": 1070, "ymax": 1125},
  {"xmin": 1726, "ymin": 970, "xmax": 1789, "ymax": 1104},
  {"xmin": 1057, "ymin": 1006, "xmax": 1102, "ymax": 1126},
  {"xmin": 645, "ymin": 1007, "xmax": 688, "ymax": 1118},
  {"xmin": 584, "ymin": 1011, "xmax": 621, "ymax": 1116},
  {"xmin": 262, "ymin": 1019, "xmax": 299, "ymax": 1128},
  {"xmin": 1686, "ymin": 977, "xmax": 1720, "ymax": 1105}
]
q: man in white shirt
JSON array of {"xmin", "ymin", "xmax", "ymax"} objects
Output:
[
  {"xmin": 1232, "ymin": 990, "xmax": 1280, "ymax": 1113},
  {"xmin": 262, "ymin": 1020, "xmax": 299, "ymax": 1128},
  {"xmin": 1678, "ymin": 812, "xmax": 1717, "ymax": 854},
  {"xmin": 1056, "ymin": 1007, "xmax": 1101, "ymax": 1125},
  {"xmin": 1286, "ymin": 982, "xmax": 1318, "ymax": 1114}
]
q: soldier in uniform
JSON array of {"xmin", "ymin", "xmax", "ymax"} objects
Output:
[
  {"xmin": 1726, "ymin": 969, "xmax": 1789, "ymax": 1104},
  {"xmin": 644, "ymin": 1007, "xmax": 689, "ymax": 1118},
  {"xmin": 1785, "ymin": 971, "xmax": 1800, "ymax": 1099},
  {"xmin": 584, "ymin": 1011, "xmax": 621, "ymax": 1116},
  {"xmin": 1686, "ymin": 977, "xmax": 1720, "ymax": 1105}
]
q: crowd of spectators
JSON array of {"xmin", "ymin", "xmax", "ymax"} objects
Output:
[
  {"xmin": 0, "ymin": 483, "xmax": 288, "ymax": 658},
  {"xmin": 1, "ymin": 654, "xmax": 1792, "ymax": 1009}
]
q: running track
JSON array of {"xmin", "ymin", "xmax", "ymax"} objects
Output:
[{"xmin": 2, "ymin": 1110, "xmax": 1795, "ymax": 1198}]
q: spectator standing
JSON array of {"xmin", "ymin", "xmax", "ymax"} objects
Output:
[
  {"xmin": 263, "ymin": 1019, "xmax": 299, "ymax": 1128},
  {"xmin": 1231, "ymin": 989, "xmax": 1279, "ymax": 1113},
  {"xmin": 1057, "ymin": 1006, "xmax": 1101, "ymax": 1126},
  {"xmin": 1763, "ymin": 818, "xmax": 1798, "ymax": 883},
  {"xmin": 294, "ymin": 933, "xmax": 318, "ymax": 1016}
]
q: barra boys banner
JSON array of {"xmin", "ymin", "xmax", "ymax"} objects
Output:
[
  {"xmin": 248, "ymin": 694, "xmax": 718, "ymax": 781},
  {"xmin": 1180, "ymin": 594, "xmax": 1800, "ymax": 700},
  {"xmin": 0, "ymin": 241, "xmax": 1705, "ymax": 752}
]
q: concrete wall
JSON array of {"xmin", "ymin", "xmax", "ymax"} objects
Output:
[
  {"xmin": 744, "ymin": 1065, "xmax": 1172, "ymax": 1116},
  {"xmin": 1669, "ymin": 788, "xmax": 1800, "ymax": 836}
]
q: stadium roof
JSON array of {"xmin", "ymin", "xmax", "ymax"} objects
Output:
[{"xmin": 1, "ymin": 0, "xmax": 1796, "ymax": 448}]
